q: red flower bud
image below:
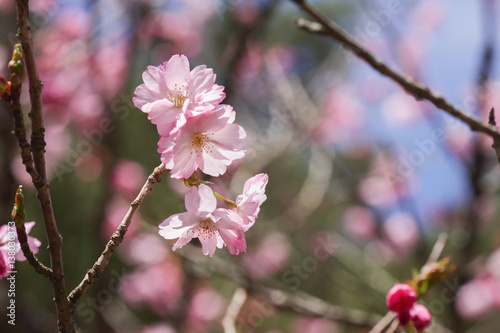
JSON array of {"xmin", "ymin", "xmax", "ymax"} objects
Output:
[
  {"xmin": 386, "ymin": 283, "xmax": 417, "ymax": 313},
  {"xmin": 410, "ymin": 303, "xmax": 431, "ymax": 332}
]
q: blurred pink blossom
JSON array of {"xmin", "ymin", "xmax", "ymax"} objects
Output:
[
  {"xmin": 383, "ymin": 212, "xmax": 420, "ymax": 251},
  {"xmin": 358, "ymin": 176, "xmax": 398, "ymax": 208},
  {"xmin": 120, "ymin": 261, "xmax": 184, "ymax": 316},
  {"xmin": 293, "ymin": 317, "xmax": 337, "ymax": 333},
  {"xmin": 0, "ymin": 222, "xmax": 41, "ymax": 279},
  {"xmin": 0, "ymin": 0, "xmax": 13, "ymax": 11},
  {"xmin": 444, "ymin": 125, "xmax": 473, "ymax": 159},
  {"xmin": 241, "ymin": 233, "xmax": 290, "ymax": 279},
  {"xmin": 110, "ymin": 160, "xmax": 146, "ymax": 198},
  {"xmin": 312, "ymin": 84, "xmax": 365, "ymax": 145},
  {"xmin": 120, "ymin": 233, "xmax": 169, "ymax": 266},
  {"xmin": 187, "ymin": 288, "xmax": 225, "ymax": 323},
  {"xmin": 342, "ymin": 205, "xmax": 377, "ymax": 241},
  {"xmin": 233, "ymin": 0, "xmax": 260, "ymax": 25},
  {"xmin": 12, "ymin": 122, "xmax": 70, "ymax": 185},
  {"xmin": 381, "ymin": 91, "xmax": 424, "ymax": 127},
  {"xmin": 140, "ymin": 0, "xmax": 217, "ymax": 57},
  {"xmin": 456, "ymin": 276, "xmax": 500, "ymax": 319},
  {"xmin": 411, "ymin": 0, "xmax": 449, "ymax": 33},
  {"xmin": 94, "ymin": 43, "xmax": 129, "ymax": 100}
]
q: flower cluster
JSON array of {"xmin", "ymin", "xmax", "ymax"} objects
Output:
[
  {"xmin": 386, "ymin": 283, "xmax": 431, "ymax": 332},
  {"xmin": 134, "ymin": 55, "xmax": 267, "ymax": 256}
]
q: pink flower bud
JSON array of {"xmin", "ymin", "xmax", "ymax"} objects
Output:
[
  {"xmin": 386, "ymin": 283, "xmax": 417, "ymax": 312},
  {"xmin": 410, "ymin": 303, "xmax": 432, "ymax": 332}
]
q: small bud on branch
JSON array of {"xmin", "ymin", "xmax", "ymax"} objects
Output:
[
  {"xmin": 8, "ymin": 44, "xmax": 25, "ymax": 88},
  {"xmin": 11, "ymin": 185, "xmax": 26, "ymax": 228}
]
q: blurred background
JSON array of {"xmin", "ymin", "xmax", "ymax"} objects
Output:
[{"xmin": 1, "ymin": 0, "xmax": 500, "ymax": 332}]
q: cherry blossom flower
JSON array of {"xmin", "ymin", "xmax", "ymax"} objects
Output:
[
  {"xmin": 0, "ymin": 222, "xmax": 41, "ymax": 278},
  {"xmin": 158, "ymin": 104, "xmax": 246, "ymax": 179},
  {"xmin": 159, "ymin": 184, "xmax": 246, "ymax": 257},
  {"xmin": 133, "ymin": 54, "xmax": 225, "ymax": 136},
  {"xmin": 234, "ymin": 173, "xmax": 268, "ymax": 230}
]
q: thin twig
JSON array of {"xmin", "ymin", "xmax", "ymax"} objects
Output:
[
  {"xmin": 67, "ymin": 163, "xmax": 167, "ymax": 308},
  {"xmin": 290, "ymin": 0, "xmax": 500, "ymax": 141},
  {"xmin": 222, "ymin": 288, "xmax": 248, "ymax": 333},
  {"xmin": 9, "ymin": 84, "xmax": 42, "ymax": 187},
  {"xmin": 368, "ymin": 312, "xmax": 397, "ymax": 333},
  {"xmin": 425, "ymin": 233, "xmax": 448, "ymax": 266},
  {"xmin": 15, "ymin": 1, "xmax": 72, "ymax": 331},
  {"xmin": 16, "ymin": 224, "xmax": 54, "ymax": 279},
  {"xmin": 259, "ymin": 287, "xmax": 381, "ymax": 328},
  {"xmin": 488, "ymin": 108, "xmax": 500, "ymax": 165}
]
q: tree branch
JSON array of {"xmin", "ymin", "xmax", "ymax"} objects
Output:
[
  {"xmin": 9, "ymin": 76, "xmax": 41, "ymax": 187},
  {"xmin": 15, "ymin": 1, "xmax": 72, "ymax": 331},
  {"xmin": 290, "ymin": 0, "xmax": 500, "ymax": 141},
  {"xmin": 16, "ymin": 224, "xmax": 54, "ymax": 279},
  {"xmin": 67, "ymin": 163, "xmax": 167, "ymax": 308},
  {"xmin": 488, "ymin": 108, "xmax": 500, "ymax": 165}
]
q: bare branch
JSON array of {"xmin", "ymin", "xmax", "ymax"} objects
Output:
[
  {"xmin": 290, "ymin": 1, "xmax": 500, "ymax": 141},
  {"xmin": 16, "ymin": 224, "xmax": 54, "ymax": 279},
  {"xmin": 9, "ymin": 77, "xmax": 42, "ymax": 187},
  {"xmin": 67, "ymin": 164, "xmax": 167, "ymax": 308},
  {"xmin": 488, "ymin": 108, "xmax": 500, "ymax": 165},
  {"xmin": 259, "ymin": 287, "xmax": 380, "ymax": 328},
  {"xmin": 426, "ymin": 233, "xmax": 448, "ymax": 266},
  {"xmin": 15, "ymin": 0, "xmax": 72, "ymax": 331},
  {"xmin": 368, "ymin": 312, "xmax": 398, "ymax": 333}
]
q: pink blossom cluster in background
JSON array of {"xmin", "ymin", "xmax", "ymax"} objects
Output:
[
  {"xmin": 0, "ymin": 222, "xmax": 41, "ymax": 279},
  {"xmin": 456, "ymin": 247, "xmax": 500, "ymax": 319},
  {"xmin": 133, "ymin": 54, "xmax": 268, "ymax": 257}
]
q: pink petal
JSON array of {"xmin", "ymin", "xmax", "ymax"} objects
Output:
[
  {"xmin": 211, "ymin": 123, "xmax": 247, "ymax": 150},
  {"xmin": 185, "ymin": 184, "xmax": 217, "ymax": 216},
  {"xmin": 189, "ymin": 65, "xmax": 217, "ymax": 94},
  {"xmin": 165, "ymin": 55, "xmax": 190, "ymax": 91},
  {"xmin": 159, "ymin": 212, "xmax": 198, "ymax": 240},
  {"xmin": 197, "ymin": 149, "xmax": 230, "ymax": 177},
  {"xmin": 170, "ymin": 147, "xmax": 198, "ymax": 179},
  {"xmin": 142, "ymin": 65, "xmax": 165, "ymax": 97},
  {"xmin": 214, "ymin": 209, "xmax": 247, "ymax": 255},
  {"xmin": 132, "ymin": 84, "xmax": 156, "ymax": 110},
  {"xmin": 199, "ymin": 233, "xmax": 218, "ymax": 257}
]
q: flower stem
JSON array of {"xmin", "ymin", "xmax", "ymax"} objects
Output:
[{"xmin": 213, "ymin": 190, "xmax": 237, "ymax": 209}]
